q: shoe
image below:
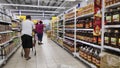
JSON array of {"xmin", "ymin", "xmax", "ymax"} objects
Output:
[{"xmin": 26, "ymin": 57, "xmax": 31, "ymax": 60}]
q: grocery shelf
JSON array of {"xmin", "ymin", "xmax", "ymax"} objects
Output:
[
  {"xmin": 58, "ymin": 25, "xmax": 63, "ymax": 27},
  {"xmin": 76, "ymin": 53, "xmax": 97, "ymax": 68},
  {"xmin": 12, "ymin": 28, "xmax": 19, "ymax": 30},
  {"xmin": 105, "ymin": 2, "xmax": 120, "ymax": 9},
  {"xmin": 76, "ymin": 12, "xmax": 94, "ymax": 19},
  {"xmin": 65, "ymin": 28, "xmax": 74, "ymax": 30},
  {"xmin": 104, "ymin": 25, "xmax": 120, "ymax": 28},
  {"xmin": 0, "ymin": 59, "xmax": 5, "ymax": 67},
  {"xmin": 76, "ymin": 29, "xmax": 93, "ymax": 31},
  {"xmin": 58, "ymin": 31, "xmax": 63, "ymax": 33},
  {"xmin": 0, "ymin": 20, "xmax": 11, "ymax": 24},
  {"xmin": 0, "ymin": 31, "xmax": 13, "ymax": 34},
  {"xmin": 0, "ymin": 36, "xmax": 19, "ymax": 47},
  {"xmin": 64, "ymin": 36, "xmax": 74, "ymax": 40},
  {"xmin": 58, "ymin": 37, "xmax": 63, "ymax": 39},
  {"xmin": 65, "ymin": 18, "xmax": 74, "ymax": 21},
  {"xmin": 104, "ymin": 46, "xmax": 120, "ymax": 52},
  {"xmin": 6, "ymin": 44, "xmax": 21, "ymax": 60},
  {"xmin": 0, "ymin": 39, "xmax": 13, "ymax": 47},
  {"xmin": 76, "ymin": 40, "xmax": 101, "ymax": 49}
]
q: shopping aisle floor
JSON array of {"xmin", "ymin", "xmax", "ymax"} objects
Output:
[{"xmin": 2, "ymin": 34, "xmax": 88, "ymax": 68}]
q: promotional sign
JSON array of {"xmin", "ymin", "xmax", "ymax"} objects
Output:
[{"xmin": 93, "ymin": 0, "xmax": 102, "ymax": 36}]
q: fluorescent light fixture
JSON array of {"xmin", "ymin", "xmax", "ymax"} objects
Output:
[
  {"xmin": 0, "ymin": 3, "xmax": 65, "ymax": 9},
  {"xmin": 15, "ymin": 13, "xmax": 54, "ymax": 16},
  {"xmin": 11, "ymin": 9, "xmax": 59, "ymax": 13},
  {"xmin": 65, "ymin": 0, "xmax": 76, "ymax": 1}
]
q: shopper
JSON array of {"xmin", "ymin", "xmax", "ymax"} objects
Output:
[
  {"xmin": 35, "ymin": 20, "xmax": 45, "ymax": 45},
  {"xmin": 21, "ymin": 15, "xmax": 35, "ymax": 60}
]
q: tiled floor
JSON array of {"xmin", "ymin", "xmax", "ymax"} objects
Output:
[{"xmin": 2, "ymin": 34, "xmax": 88, "ymax": 68}]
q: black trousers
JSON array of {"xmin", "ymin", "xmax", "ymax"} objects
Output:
[{"xmin": 21, "ymin": 34, "xmax": 33, "ymax": 48}]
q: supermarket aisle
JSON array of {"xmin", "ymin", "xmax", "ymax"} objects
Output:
[{"xmin": 2, "ymin": 34, "xmax": 88, "ymax": 68}]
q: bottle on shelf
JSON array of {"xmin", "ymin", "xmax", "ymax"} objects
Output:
[
  {"xmin": 110, "ymin": 29, "xmax": 119, "ymax": 48},
  {"xmin": 95, "ymin": 49, "xmax": 100, "ymax": 68},
  {"xmin": 104, "ymin": 29, "xmax": 111, "ymax": 46},
  {"xmin": 89, "ymin": 31, "xmax": 93, "ymax": 43},
  {"xmin": 85, "ymin": 19, "xmax": 89, "ymax": 29},
  {"xmin": 79, "ymin": 45, "xmax": 84, "ymax": 58},
  {"xmin": 89, "ymin": 18, "xmax": 93, "ymax": 29},
  {"xmin": 105, "ymin": 9, "xmax": 113, "ymax": 25},
  {"xmin": 112, "ymin": 7, "xmax": 120, "ymax": 25},
  {"xmin": 98, "ymin": 35, "xmax": 101, "ymax": 45},
  {"xmin": 92, "ymin": 48, "xmax": 96, "ymax": 64},
  {"xmin": 93, "ymin": 36, "xmax": 98, "ymax": 45},
  {"xmin": 87, "ymin": 47, "xmax": 93, "ymax": 62},
  {"xmin": 117, "ymin": 30, "xmax": 120, "ymax": 49}
]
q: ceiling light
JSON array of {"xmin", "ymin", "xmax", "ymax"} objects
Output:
[
  {"xmin": 0, "ymin": 3, "xmax": 65, "ymax": 9},
  {"xmin": 65, "ymin": 0, "xmax": 76, "ymax": 1}
]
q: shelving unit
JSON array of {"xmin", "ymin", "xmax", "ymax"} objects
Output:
[
  {"xmin": 104, "ymin": 25, "xmax": 120, "ymax": 28},
  {"xmin": 76, "ymin": 40, "xmax": 101, "ymax": 49},
  {"xmin": 103, "ymin": 2, "xmax": 120, "ymax": 53},
  {"xmin": 104, "ymin": 46, "xmax": 120, "ymax": 52},
  {"xmin": 0, "ymin": 31, "xmax": 13, "ymax": 34},
  {"xmin": 76, "ymin": 12, "xmax": 94, "ymax": 19},
  {"xmin": 105, "ymin": 2, "xmax": 120, "ymax": 9},
  {"xmin": 0, "ymin": 8, "xmax": 21, "ymax": 66},
  {"xmin": 76, "ymin": 29, "xmax": 93, "ymax": 31},
  {"xmin": 64, "ymin": 36, "xmax": 74, "ymax": 40},
  {"xmin": 50, "ymin": 1, "xmax": 120, "ymax": 68}
]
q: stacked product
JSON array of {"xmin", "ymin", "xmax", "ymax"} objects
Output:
[
  {"xmin": 76, "ymin": 3, "xmax": 94, "ymax": 17},
  {"xmin": 105, "ymin": 0, "xmax": 120, "ymax": 6},
  {"xmin": 76, "ymin": 17, "xmax": 93, "ymax": 29},
  {"xmin": 65, "ymin": 20, "xmax": 74, "ymax": 28},
  {"xmin": 63, "ymin": 39, "xmax": 79, "ymax": 52},
  {"xmin": 65, "ymin": 12, "xmax": 74, "ymax": 20},
  {"xmin": 104, "ymin": 29, "xmax": 120, "ymax": 48},
  {"xmin": 104, "ymin": 1, "xmax": 120, "ymax": 50},
  {"xmin": 76, "ymin": 31, "xmax": 101, "ymax": 45},
  {"xmin": 65, "ymin": 30, "xmax": 74, "ymax": 38},
  {"xmin": 4, "ymin": 38, "xmax": 20, "ymax": 56},
  {"xmin": 79, "ymin": 44, "xmax": 100, "ymax": 68}
]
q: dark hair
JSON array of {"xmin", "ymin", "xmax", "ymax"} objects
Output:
[
  {"xmin": 39, "ymin": 20, "xmax": 43, "ymax": 24},
  {"xmin": 26, "ymin": 15, "xmax": 31, "ymax": 19}
]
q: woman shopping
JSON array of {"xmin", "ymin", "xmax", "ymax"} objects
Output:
[{"xmin": 35, "ymin": 20, "xmax": 45, "ymax": 45}]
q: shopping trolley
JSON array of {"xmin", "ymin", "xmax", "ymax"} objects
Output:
[{"xmin": 21, "ymin": 34, "xmax": 36, "ymax": 57}]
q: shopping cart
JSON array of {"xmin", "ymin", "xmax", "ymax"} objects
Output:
[{"xmin": 21, "ymin": 34, "xmax": 36, "ymax": 57}]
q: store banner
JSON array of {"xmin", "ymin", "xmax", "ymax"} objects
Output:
[{"xmin": 93, "ymin": 0, "xmax": 102, "ymax": 36}]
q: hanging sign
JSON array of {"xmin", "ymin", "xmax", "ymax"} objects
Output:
[{"xmin": 93, "ymin": 0, "xmax": 102, "ymax": 36}]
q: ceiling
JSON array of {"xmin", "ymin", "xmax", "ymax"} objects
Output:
[{"xmin": 0, "ymin": 0, "xmax": 83, "ymax": 19}]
